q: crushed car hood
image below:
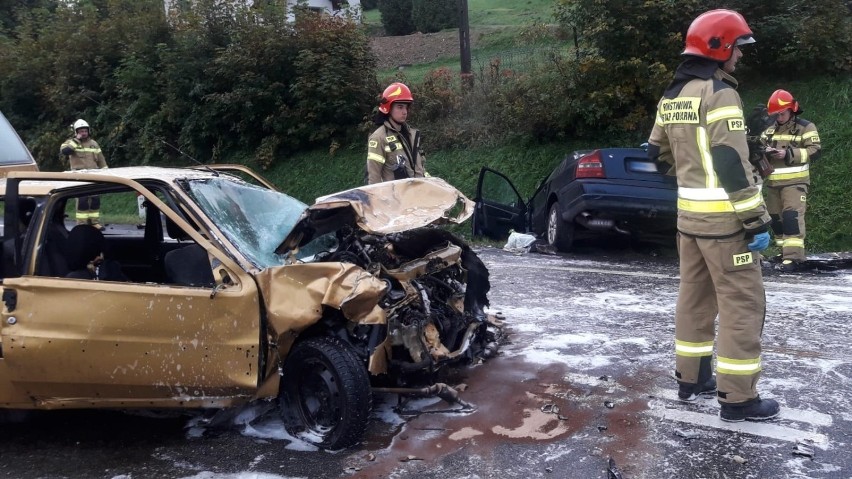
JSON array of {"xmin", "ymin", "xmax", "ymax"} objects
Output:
[{"xmin": 276, "ymin": 177, "xmax": 474, "ymax": 253}]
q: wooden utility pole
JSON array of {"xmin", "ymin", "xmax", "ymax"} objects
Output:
[{"xmin": 458, "ymin": 0, "xmax": 472, "ymax": 88}]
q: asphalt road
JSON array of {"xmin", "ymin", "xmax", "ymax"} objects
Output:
[{"xmin": 1, "ymin": 245, "xmax": 850, "ymax": 479}]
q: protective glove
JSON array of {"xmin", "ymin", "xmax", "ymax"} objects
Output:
[
  {"xmin": 747, "ymin": 231, "xmax": 770, "ymax": 252},
  {"xmin": 61, "ymin": 146, "xmax": 74, "ymax": 156}
]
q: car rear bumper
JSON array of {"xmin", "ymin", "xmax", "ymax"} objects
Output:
[{"xmin": 562, "ymin": 183, "xmax": 677, "ymax": 229}]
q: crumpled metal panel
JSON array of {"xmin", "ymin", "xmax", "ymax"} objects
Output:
[
  {"xmin": 256, "ymin": 262, "xmax": 388, "ymax": 344},
  {"xmin": 312, "ymin": 177, "xmax": 474, "ymax": 234}
]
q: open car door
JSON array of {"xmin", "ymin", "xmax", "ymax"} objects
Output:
[{"xmin": 472, "ymin": 167, "xmax": 527, "ymax": 240}]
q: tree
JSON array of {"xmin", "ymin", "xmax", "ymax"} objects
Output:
[{"xmin": 378, "ymin": 0, "xmax": 415, "ymax": 36}]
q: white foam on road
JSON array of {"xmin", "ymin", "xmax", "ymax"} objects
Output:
[{"xmin": 646, "ymin": 390, "xmax": 832, "ymax": 448}]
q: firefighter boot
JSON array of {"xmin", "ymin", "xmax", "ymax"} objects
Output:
[
  {"xmin": 776, "ymin": 259, "xmax": 801, "ymax": 272},
  {"xmin": 678, "ymin": 377, "xmax": 717, "ymax": 402},
  {"xmin": 720, "ymin": 396, "xmax": 781, "ymax": 422},
  {"xmin": 678, "ymin": 356, "xmax": 715, "ymax": 402}
]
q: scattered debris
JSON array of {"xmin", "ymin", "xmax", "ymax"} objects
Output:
[
  {"xmin": 604, "ymin": 401, "xmax": 615, "ymax": 409},
  {"xmin": 503, "ymin": 231, "xmax": 537, "ymax": 254},
  {"xmin": 726, "ymin": 454, "xmax": 747, "ymax": 464},
  {"xmin": 597, "ymin": 425, "xmax": 608, "ymax": 432},
  {"xmin": 400, "ymin": 455, "xmax": 423, "ymax": 462},
  {"xmin": 344, "ymin": 466, "xmax": 362, "ymax": 474},
  {"xmin": 793, "ymin": 440, "xmax": 815, "ymax": 458},
  {"xmin": 606, "ymin": 457, "xmax": 624, "ymax": 479},
  {"xmin": 675, "ymin": 428, "xmax": 702, "ymax": 440},
  {"xmin": 598, "ymin": 375, "xmax": 610, "ymax": 381},
  {"xmin": 545, "ymin": 467, "xmax": 553, "ymax": 473},
  {"xmin": 531, "ymin": 243, "xmax": 557, "ymax": 255},
  {"xmin": 541, "ymin": 403, "xmax": 560, "ymax": 414},
  {"xmin": 365, "ymin": 453, "xmax": 376, "ymax": 462}
]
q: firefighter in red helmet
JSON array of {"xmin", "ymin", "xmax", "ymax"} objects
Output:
[
  {"xmin": 647, "ymin": 9, "xmax": 780, "ymax": 422},
  {"xmin": 365, "ymin": 82, "xmax": 428, "ymax": 184},
  {"xmin": 760, "ymin": 89, "xmax": 821, "ymax": 272}
]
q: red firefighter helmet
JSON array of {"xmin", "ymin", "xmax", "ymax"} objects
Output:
[
  {"xmin": 682, "ymin": 9, "xmax": 755, "ymax": 62},
  {"xmin": 378, "ymin": 82, "xmax": 413, "ymax": 114},
  {"xmin": 767, "ymin": 89, "xmax": 802, "ymax": 115}
]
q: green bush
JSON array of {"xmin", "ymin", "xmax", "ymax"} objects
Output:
[
  {"xmin": 412, "ymin": 0, "xmax": 458, "ymax": 34},
  {"xmin": 738, "ymin": 0, "xmax": 851, "ymax": 74},
  {"xmin": 361, "ymin": 0, "xmax": 378, "ymax": 9},
  {"xmin": 0, "ymin": 0, "xmax": 377, "ymax": 171},
  {"xmin": 378, "ymin": 0, "xmax": 415, "ymax": 36}
]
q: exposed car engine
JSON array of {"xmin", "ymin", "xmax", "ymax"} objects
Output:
[{"xmin": 313, "ymin": 225, "xmax": 501, "ymax": 386}]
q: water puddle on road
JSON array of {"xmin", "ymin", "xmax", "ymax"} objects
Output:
[{"xmin": 344, "ymin": 338, "xmax": 664, "ymax": 477}]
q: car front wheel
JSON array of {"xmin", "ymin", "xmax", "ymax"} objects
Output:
[
  {"xmin": 279, "ymin": 336, "xmax": 371, "ymax": 449},
  {"xmin": 547, "ymin": 202, "xmax": 574, "ymax": 252}
]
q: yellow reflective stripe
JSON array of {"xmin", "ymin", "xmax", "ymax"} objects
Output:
[
  {"xmin": 706, "ymin": 106, "xmax": 743, "ymax": 124},
  {"xmin": 76, "ymin": 147, "xmax": 102, "ymax": 153},
  {"xmin": 732, "ymin": 192, "xmax": 763, "ymax": 212},
  {"xmin": 768, "ymin": 170, "xmax": 809, "ymax": 181},
  {"xmin": 775, "ymin": 239, "xmax": 784, "ymax": 246},
  {"xmin": 367, "ymin": 152, "xmax": 385, "ymax": 164},
  {"xmin": 799, "ymin": 149, "xmax": 808, "ymax": 163},
  {"xmin": 774, "ymin": 165, "xmax": 809, "ymax": 173},
  {"xmin": 75, "ymin": 212, "xmax": 96, "ymax": 219},
  {"xmin": 770, "ymin": 134, "xmax": 799, "ymax": 141},
  {"xmin": 802, "ymin": 131, "xmax": 818, "ymax": 140},
  {"xmin": 678, "ymin": 187, "xmax": 728, "ymax": 200},
  {"xmin": 675, "ymin": 339, "xmax": 714, "ymax": 357},
  {"xmin": 716, "ymin": 356, "xmax": 761, "ymax": 375},
  {"xmin": 782, "ymin": 238, "xmax": 804, "ymax": 248},
  {"xmin": 678, "ymin": 198, "xmax": 734, "ymax": 213},
  {"xmin": 696, "ymin": 127, "xmax": 718, "ymax": 189}
]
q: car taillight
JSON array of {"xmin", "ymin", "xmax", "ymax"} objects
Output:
[{"xmin": 576, "ymin": 151, "xmax": 605, "ymax": 178}]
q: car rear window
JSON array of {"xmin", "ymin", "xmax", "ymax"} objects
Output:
[{"xmin": 0, "ymin": 113, "xmax": 35, "ymax": 166}]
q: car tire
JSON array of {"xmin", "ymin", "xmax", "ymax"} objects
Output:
[
  {"xmin": 547, "ymin": 202, "xmax": 574, "ymax": 252},
  {"xmin": 279, "ymin": 336, "xmax": 371, "ymax": 449}
]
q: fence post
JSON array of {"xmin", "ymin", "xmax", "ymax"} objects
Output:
[{"xmin": 458, "ymin": 0, "xmax": 473, "ymax": 89}]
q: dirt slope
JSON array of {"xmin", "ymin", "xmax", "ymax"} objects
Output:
[{"xmin": 370, "ymin": 30, "xmax": 475, "ymax": 70}]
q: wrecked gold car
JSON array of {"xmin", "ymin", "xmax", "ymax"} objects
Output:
[{"xmin": 0, "ymin": 167, "xmax": 499, "ymax": 449}]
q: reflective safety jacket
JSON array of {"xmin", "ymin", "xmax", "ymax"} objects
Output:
[
  {"xmin": 648, "ymin": 67, "xmax": 770, "ymax": 237},
  {"xmin": 366, "ymin": 120, "xmax": 426, "ymax": 184},
  {"xmin": 760, "ymin": 118, "xmax": 820, "ymax": 187},
  {"xmin": 59, "ymin": 137, "xmax": 107, "ymax": 171}
]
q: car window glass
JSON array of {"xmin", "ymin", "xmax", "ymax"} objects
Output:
[
  {"xmin": 0, "ymin": 113, "xmax": 33, "ymax": 166},
  {"xmin": 184, "ymin": 178, "xmax": 307, "ymax": 269},
  {"xmin": 481, "ymin": 170, "xmax": 520, "ymax": 205},
  {"xmin": 292, "ymin": 232, "xmax": 339, "ymax": 262}
]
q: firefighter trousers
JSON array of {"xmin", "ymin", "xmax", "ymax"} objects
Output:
[
  {"xmin": 76, "ymin": 195, "xmax": 102, "ymax": 226},
  {"xmin": 765, "ymin": 184, "xmax": 807, "ymax": 261},
  {"xmin": 675, "ymin": 232, "xmax": 766, "ymax": 404}
]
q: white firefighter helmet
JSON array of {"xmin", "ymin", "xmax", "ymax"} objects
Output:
[{"xmin": 72, "ymin": 119, "xmax": 90, "ymax": 133}]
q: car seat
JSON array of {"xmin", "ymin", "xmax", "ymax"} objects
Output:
[
  {"xmin": 164, "ymin": 244, "xmax": 215, "ymax": 287},
  {"xmin": 37, "ymin": 207, "xmax": 71, "ymax": 277},
  {"xmin": 65, "ymin": 224, "xmax": 105, "ymax": 273}
]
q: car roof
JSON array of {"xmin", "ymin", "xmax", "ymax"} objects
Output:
[{"xmin": 0, "ymin": 166, "xmax": 226, "ymax": 196}]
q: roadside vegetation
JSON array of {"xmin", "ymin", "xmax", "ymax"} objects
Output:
[{"xmin": 1, "ymin": 0, "xmax": 850, "ymax": 251}]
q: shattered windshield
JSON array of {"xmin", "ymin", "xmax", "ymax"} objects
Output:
[{"xmin": 185, "ymin": 177, "xmax": 307, "ymax": 268}]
